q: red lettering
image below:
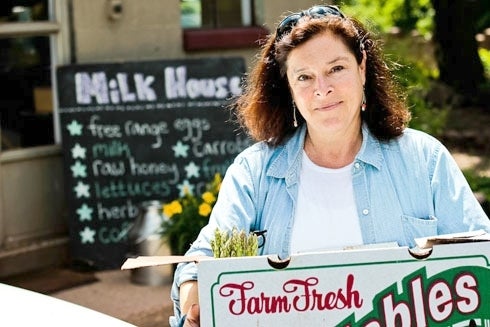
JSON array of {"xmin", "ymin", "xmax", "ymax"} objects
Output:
[
  {"xmin": 219, "ymin": 281, "xmax": 254, "ymax": 315},
  {"xmin": 283, "ymin": 277, "xmax": 317, "ymax": 311},
  {"xmin": 313, "ymin": 289, "xmax": 337, "ymax": 310},
  {"xmin": 247, "ymin": 295, "xmax": 261, "ymax": 314},
  {"xmin": 218, "ymin": 275, "xmax": 364, "ymax": 316},
  {"xmin": 267, "ymin": 293, "xmax": 290, "ymax": 313},
  {"xmin": 345, "ymin": 274, "xmax": 364, "ymax": 308},
  {"xmin": 312, "ymin": 274, "xmax": 363, "ymax": 310}
]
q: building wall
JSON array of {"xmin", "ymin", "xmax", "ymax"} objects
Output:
[
  {"xmin": 72, "ymin": 0, "xmax": 183, "ymax": 62},
  {"xmin": 0, "ymin": 146, "xmax": 68, "ymax": 277},
  {"xmin": 71, "ymin": 0, "xmax": 323, "ymax": 67}
]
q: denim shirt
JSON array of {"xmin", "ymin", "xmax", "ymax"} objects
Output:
[{"xmin": 169, "ymin": 124, "xmax": 490, "ymax": 325}]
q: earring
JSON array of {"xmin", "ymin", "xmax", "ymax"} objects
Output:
[
  {"xmin": 361, "ymin": 90, "xmax": 367, "ymax": 112},
  {"xmin": 292, "ymin": 101, "xmax": 298, "ymax": 127}
]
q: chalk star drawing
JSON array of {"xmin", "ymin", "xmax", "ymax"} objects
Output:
[
  {"xmin": 184, "ymin": 161, "xmax": 200, "ymax": 179},
  {"xmin": 71, "ymin": 161, "xmax": 87, "ymax": 178},
  {"xmin": 177, "ymin": 180, "xmax": 195, "ymax": 197},
  {"xmin": 71, "ymin": 143, "xmax": 86, "ymax": 159},
  {"xmin": 79, "ymin": 226, "xmax": 96, "ymax": 244},
  {"xmin": 66, "ymin": 120, "xmax": 83, "ymax": 136},
  {"xmin": 74, "ymin": 181, "xmax": 90, "ymax": 198},
  {"xmin": 172, "ymin": 141, "xmax": 190, "ymax": 158},
  {"xmin": 77, "ymin": 203, "xmax": 93, "ymax": 222}
]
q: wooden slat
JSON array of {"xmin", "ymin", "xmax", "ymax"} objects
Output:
[{"xmin": 0, "ymin": 21, "xmax": 59, "ymax": 38}]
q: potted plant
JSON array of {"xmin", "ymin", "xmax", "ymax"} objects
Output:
[{"xmin": 161, "ymin": 173, "xmax": 221, "ymax": 255}]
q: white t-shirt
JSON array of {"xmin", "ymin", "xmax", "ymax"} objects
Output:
[{"xmin": 290, "ymin": 151, "xmax": 364, "ymax": 253}]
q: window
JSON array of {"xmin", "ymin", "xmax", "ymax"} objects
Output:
[
  {"xmin": 180, "ymin": 0, "xmax": 268, "ymax": 51},
  {"xmin": 181, "ymin": 0, "xmax": 202, "ymax": 28},
  {"xmin": 0, "ymin": 0, "xmax": 59, "ymax": 150},
  {"xmin": 181, "ymin": 0, "xmax": 254, "ymax": 28}
]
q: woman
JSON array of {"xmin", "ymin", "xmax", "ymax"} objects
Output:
[{"xmin": 169, "ymin": 5, "xmax": 490, "ymax": 326}]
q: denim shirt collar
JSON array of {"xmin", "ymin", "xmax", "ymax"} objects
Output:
[
  {"xmin": 266, "ymin": 123, "xmax": 384, "ymax": 184},
  {"xmin": 357, "ymin": 124, "xmax": 384, "ymax": 170},
  {"xmin": 266, "ymin": 125, "xmax": 306, "ymax": 185}
]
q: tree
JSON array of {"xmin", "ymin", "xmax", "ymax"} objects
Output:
[{"xmin": 430, "ymin": 0, "xmax": 485, "ymax": 98}]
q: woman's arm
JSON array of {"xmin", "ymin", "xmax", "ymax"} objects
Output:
[{"xmin": 180, "ymin": 280, "xmax": 199, "ymax": 315}]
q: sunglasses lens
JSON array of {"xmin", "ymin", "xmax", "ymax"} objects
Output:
[
  {"xmin": 276, "ymin": 5, "xmax": 345, "ymax": 39},
  {"xmin": 309, "ymin": 5, "xmax": 344, "ymax": 18},
  {"xmin": 277, "ymin": 13, "xmax": 302, "ymax": 38}
]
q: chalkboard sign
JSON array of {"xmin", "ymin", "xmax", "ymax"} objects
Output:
[{"xmin": 57, "ymin": 57, "xmax": 251, "ymax": 269}]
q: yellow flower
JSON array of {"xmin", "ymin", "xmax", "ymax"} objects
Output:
[
  {"xmin": 182, "ymin": 185, "xmax": 192, "ymax": 196},
  {"xmin": 198, "ymin": 202, "xmax": 212, "ymax": 217},
  {"xmin": 202, "ymin": 191, "xmax": 216, "ymax": 204},
  {"xmin": 213, "ymin": 173, "xmax": 222, "ymax": 190},
  {"xmin": 163, "ymin": 200, "xmax": 182, "ymax": 218},
  {"xmin": 161, "ymin": 173, "xmax": 222, "ymax": 255}
]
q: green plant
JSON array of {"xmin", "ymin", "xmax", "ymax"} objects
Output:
[
  {"xmin": 387, "ymin": 45, "xmax": 448, "ymax": 137},
  {"xmin": 394, "ymin": 59, "xmax": 446, "ymax": 136},
  {"xmin": 463, "ymin": 169, "xmax": 490, "ymax": 203},
  {"xmin": 211, "ymin": 228, "xmax": 259, "ymax": 258},
  {"xmin": 339, "ymin": 0, "xmax": 434, "ymax": 38},
  {"xmin": 161, "ymin": 173, "xmax": 221, "ymax": 255},
  {"xmin": 479, "ymin": 48, "xmax": 490, "ymax": 79},
  {"xmin": 338, "ymin": 2, "xmax": 448, "ymax": 136},
  {"xmin": 180, "ymin": 0, "xmax": 200, "ymax": 15}
]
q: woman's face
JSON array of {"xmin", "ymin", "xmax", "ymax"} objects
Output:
[{"xmin": 286, "ymin": 30, "xmax": 366, "ymax": 139}]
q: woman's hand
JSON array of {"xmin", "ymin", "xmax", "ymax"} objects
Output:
[
  {"xmin": 183, "ymin": 304, "xmax": 200, "ymax": 326},
  {"xmin": 180, "ymin": 280, "xmax": 200, "ymax": 326}
]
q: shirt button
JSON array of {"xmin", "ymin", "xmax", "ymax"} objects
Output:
[
  {"xmin": 354, "ymin": 162, "xmax": 361, "ymax": 169},
  {"xmin": 362, "ymin": 209, "xmax": 369, "ymax": 215}
]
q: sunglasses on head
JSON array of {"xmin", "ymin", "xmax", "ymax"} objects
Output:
[{"xmin": 276, "ymin": 5, "xmax": 345, "ymax": 40}]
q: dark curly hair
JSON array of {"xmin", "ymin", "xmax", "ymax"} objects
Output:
[{"xmin": 233, "ymin": 8, "xmax": 411, "ymax": 146}]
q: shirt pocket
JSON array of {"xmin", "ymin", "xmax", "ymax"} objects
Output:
[{"xmin": 401, "ymin": 214, "xmax": 438, "ymax": 247}]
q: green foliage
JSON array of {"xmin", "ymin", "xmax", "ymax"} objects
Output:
[
  {"xmin": 336, "ymin": 0, "xmax": 434, "ymax": 37},
  {"xmin": 479, "ymin": 48, "xmax": 490, "ymax": 79},
  {"xmin": 396, "ymin": 0, "xmax": 433, "ymax": 37},
  {"xmin": 411, "ymin": 0, "xmax": 434, "ymax": 37},
  {"xmin": 463, "ymin": 169, "xmax": 490, "ymax": 203},
  {"xmin": 383, "ymin": 35, "xmax": 448, "ymax": 137},
  {"xmin": 180, "ymin": 0, "xmax": 200, "ymax": 15},
  {"xmin": 339, "ymin": 0, "xmax": 488, "ymax": 39},
  {"xmin": 337, "ymin": 1, "xmax": 448, "ymax": 136},
  {"xmin": 211, "ymin": 228, "xmax": 259, "ymax": 258},
  {"xmin": 406, "ymin": 86, "xmax": 449, "ymax": 137},
  {"xmin": 475, "ymin": 0, "xmax": 490, "ymax": 32},
  {"xmin": 383, "ymin": 34, "xmax": 437, "ymax": 74},
  {"xmin": 160, "ymin": 173, "xmax": 221, "ymax": 255},
  {"xmin": 391, "ymin": 58, "xmax": 447, "ymax": 136}
]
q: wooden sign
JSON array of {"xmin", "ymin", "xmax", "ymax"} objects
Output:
[{"xmin": 57, "ymin": 57, "xmax": 250, "ymax": 269}]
